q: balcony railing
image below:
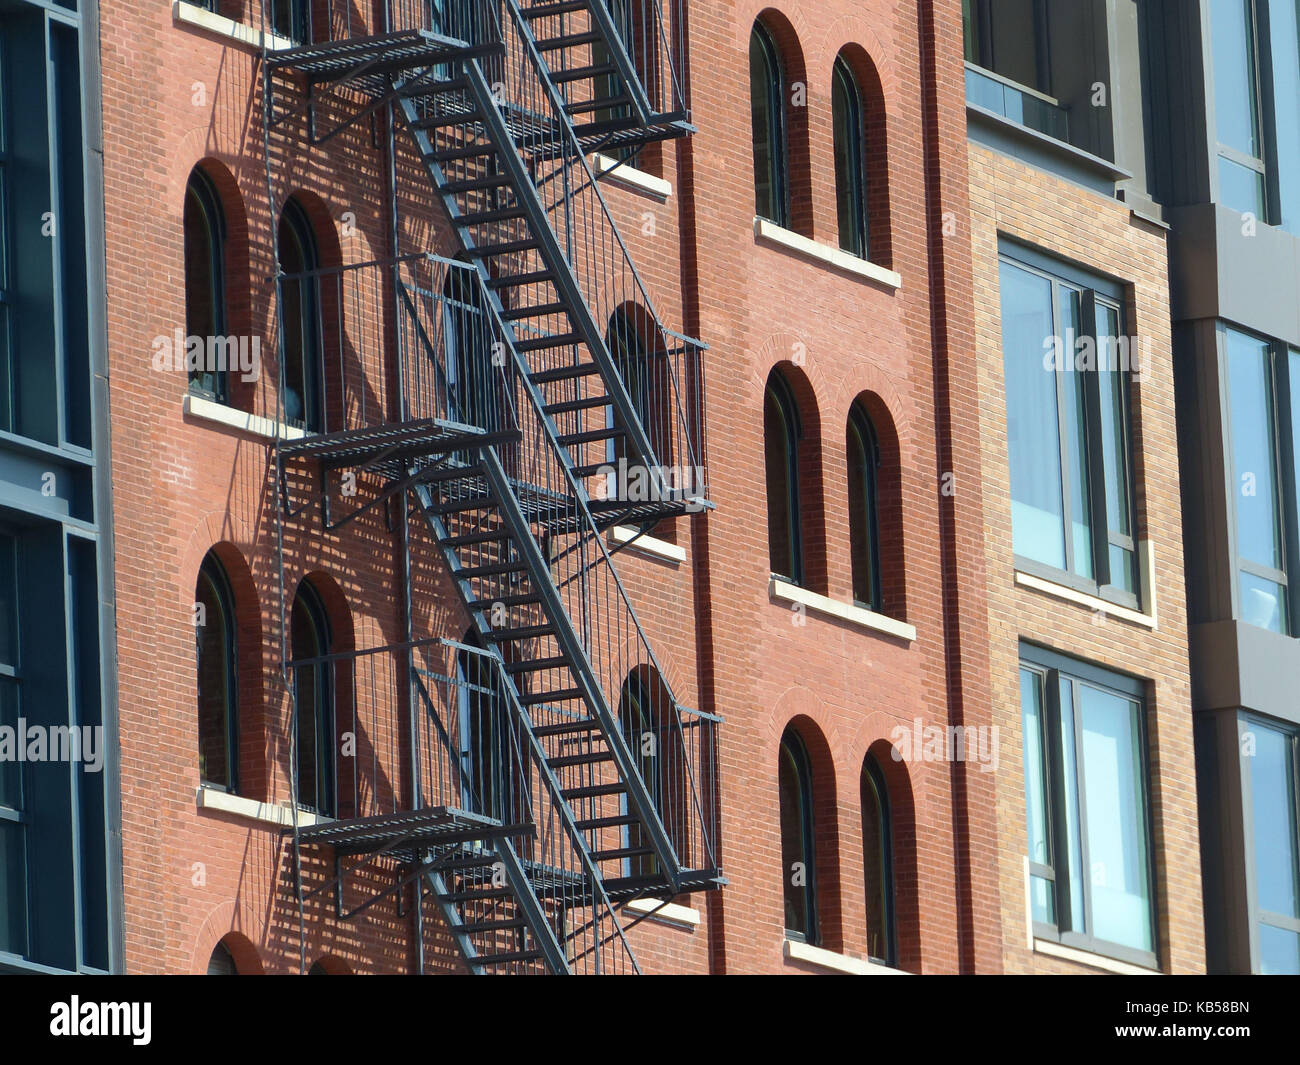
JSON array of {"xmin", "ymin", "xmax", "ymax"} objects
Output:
[{"xmin": 965, "ymin": 62, "xmax": 1069, "ymax": 143}]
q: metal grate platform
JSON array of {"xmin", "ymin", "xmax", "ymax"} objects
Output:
[
  {"xmin": 279, "ymin": 419, "xmax": 521, "ymax": 478},
  {"xmin": 266, "ymin": 31, "xmax": 503, "ymax": 95},
  {"xmin": 294, "ymin": 806, "xmax": 531, "ymax": 859}
]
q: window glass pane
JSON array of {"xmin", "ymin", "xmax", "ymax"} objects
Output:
[
  {"xmin": 195, "ymin": 566, "xmax": 233, "ymax": 790},
  {"xmin": 962, "ymin": 0, "xmax": 979, "ymax": 63},
  {"xmin": 1079, "ymin": 683, "xmax": 1153, "ymax": 953},
  {"xmin": 1259, "ymin": 923, "xmax": 1300, "ymax": 975},
  {"xmin": 1096, "ymin": 304, "xmax": 1131, "ymax": 539},
  {"xmin": 0, "ymin": 678, "xmax": 17, "ymax": 810},
  {"xmin": 1108, "ymin": 545, "xmax": 1136, "ymax": 596},
  {"xmin": 832, "ymin": 61, "xmax": 866, "ymax": 258},
  {"xmin": 0, "ymin": 533, "xmax": 14, "ymax": 666},
  {"xmin": 1218, "ymin": 154, "xmax": 1266, "ymax": 217},
  {"xmin": 1210, "ymin": 0, "xmax": 1262, "ymax": 159},
  {"xmin": 1057, "ymin": 676, "xmax": 1086, "ymax": 932},
  {"xmin": 1240, "ymin": 570, "xmax": 1287, "ymax": 633},
  {"xmin": 860, "ymin": 763, "xmax": 890, "ymax": 962},
  {"xmin": 1227, "ymin": 331, "xmax": 1285, "ymax": 569},
  {"xmin": 778, "ymin": 738, "xmax": 812, "ymax": 938},
  {"xmin": 847, "ymin": 411, "xmax": 878, "ymax": 607},
  {"xmin": 1002, "ymin": 261, "xmax": 1065, "ymax": 569},
  {"xmin": 1249, "ymin": 723, "xmax": 1299, "ymax": 919},
  {"xmin": 1269, "ymin": 0, "xmax": 1300, "ymax": 233},
  {"xmin": 749, "ymin": 29, "xmax": 781, "ymax": 225},
  {"xmin": 1059, "ymin": 287, "xmax": 1093, "ymax": 579},
  {"xmin": 764, "ymin": 384, "xmax": 799, "ymax": 582},
  {"xmin": 1020, "ymin": 668, "xmax": 1054, "ymax": 924}
]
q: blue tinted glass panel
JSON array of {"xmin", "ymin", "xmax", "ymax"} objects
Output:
[
  {"xmin": 1250, "ymin": 723, "xmax": 1299, "ymax": 920},
  {"xmin": 1211, "ymin": 0, "xmax": 1261, "ymax": 157}
]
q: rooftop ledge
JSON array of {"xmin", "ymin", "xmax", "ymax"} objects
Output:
[
  {"xmin": 769, "ymin": 578, "xmax": 916, "ymax": 643},
  {"xmin": 184, "ymin": 393, "xmax": 306, "ymax": 442},
  {"xmin": 783, "ymin": 938, "xmax": 908, "ymax": 975},
  {"xmin": 173, "ymin": 1, "xmax": 296, "ymax": 52},
  {"xmin": 753, "ymin": 218, "xmax": 902, "ymax": 289}
]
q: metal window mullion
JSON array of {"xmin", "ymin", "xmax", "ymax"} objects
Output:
[
  {"xmin": 1043, "ymin": 667, "xmax": 1070, "ymax": 932},
  {"xmin": 1252, "ymin": 0, "xmax": 1282, "ymax": 225},
  {"xmin": 1275, "ymin": 344, "xmax": 1300, "ymax": 632},
  {"xmin": 1051, "ymin": 280, "xmax": 1075, "ymax": 575},
  {"xmin": 1072, "ymin": 678, "xmax": 1094, "ymax": 939},
  {"xmin": 1081, "ymin": 289, "xmax": 1111, "ymax": 587}
]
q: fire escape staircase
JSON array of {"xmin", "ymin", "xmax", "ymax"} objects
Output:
[{"xmin": 265, "ymin": 1, "xmax": 718, "ymax": 975}]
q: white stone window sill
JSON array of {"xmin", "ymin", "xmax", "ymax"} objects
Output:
[
  {"xmin": 769, "ymin": 578, "xmax": 916, "ymax": 642},
  {"xmin": 624, "ymin": 897, "xmax": 700, "ymax": 929},
  {"xmin": 782, "ymin": 938, "xmax": 907, "ymax": 975},
  {"xmin": 1015, "ymin": 542, "xmax": 1157, "ymax": 629},
  {"xmin": 609, "ymin": 525, "xmax": 685, "ymax": 564},
  {"xmin": 753, "ymin": 218, "xmax": 902, "ymax": 289},
  {"xmin": 184, "ymin": 394, "xmax": 307, "ymax": 442},
  {"xmin": 1031, "ymin": 937, "xmax": 1160, "ymax": 975},
  {"xmin": 591, "ymin": 154, "xmax": 672, "ymax": 200},
  {"xmin": 173, "ymin": 1, "xmax": 296, "ymax": 52},
  {"xmin": 197, "ymin": 786, "xmax": 331, "ymax": 830}
]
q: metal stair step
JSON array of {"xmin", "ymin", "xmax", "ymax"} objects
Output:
[
  {"xmin": 441, "ymin": 529, "xmax": 509, "ymax": 548},
  {"xmin": 486, "ymin": 268, "xmax": 555, "ymax": 289},
  {"xmin": 561, "ymin": 782, "xmax": 626, "ymax": 800},
  {"xmin": 467, "ymin": 238, "xmax": 539, "ymax": 258},
  {"xmin": 543, "ymin": 394, "xmax": 610, "ymax": 415},
  {"xmin": 458, "ymin": 206, "xmax": 529, "ymax": 226},
  {"xmin": 550, "ymin": 63, "xmax": 618, "ymax": 85},
  {"xmin": 457, "ymin": 918, "xmax": 527, "ymax": 935},
  {"xmin": 470, "ymin": 591, "xmax": 538, "ymax": 609},
  {"xmin": 488, "ymin": 623, "xmax": 556, "ymax": 641},
  {"xmin": 500, "ymin": 301, "xmax": 568, "ymax": 321},
  {"xmin": 424, "ymin": 495, "xmax": 497, "ymax": 516},
  {"xmin": 570, "ymin": 461, "xmax": 617, "ymax": 478},
  {"xmin": 517, "ymin": 686, "xmax": 583, "ymax": 706},
  {"xmin": 529, "ymin": 361, "xmax": 599, "ymax": 383},
  {"xmin": 591, "ymin": 846, "xmax": 654, "ymax": 862},
  {"xmin": 575, "ymin": 814, "xmax": 640, "ymax": 832},
  {"xmin": 566, "ymin": 95, "xmax": 632, "ymax": 116},
  {"xmin": 521, "ymin": 0, "xmax": 589, "ymax": 17},
  {"xmin": 557, "ymin": 427, "xmax": 622, "ymax": 446},
  {"xmin": 473, "ymin": 950, "xmax": 543, "ymax": 967},
  {"xmin": 437, "ymin": 887, "xmax": 513, "ymax": 903},
  {"xmin": 442, "ymin": 174, "xmax": 513, "ymax": 194},
  {"xmin": 548, "ymin": 749, "xmax": 614, "ymax": 769},
  {"xmin": 425, "ymin": 143, "xmax": 497, "ymax": 164},
  {"xmin": 458, "ymin": 560, "xmax": 528, "ymax": 580},
  {"xmin": 437, "ymin": 855, "xmax": 502, "ymax": 873},
  {"xmin": 536, "ymin": 30, "xmax": 604, "ymax": 50},
  {"xmin": 504, "ymin": 655, "xmax": 571, "ymax": 674},
  {"xmin": 413, "ymin": 112, "xmax": 483, "ymax": 130},
  {"xmin": 516, "ymin": 331, "xmax": 581, "ymax": 353},
  {"xmin": 420, "ymin": 463, "xmax": 484, "ymax": 483},
  {"xmin": 533, "ymin": 718, "xmax": 601, "ymax": 738}
]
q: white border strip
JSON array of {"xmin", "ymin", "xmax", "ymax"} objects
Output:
[
  {"xmin": 769, "ymin": 578, "xmax": 917, "ymax": 642},
  {"xmin": 625, "ymin": 898, "xmax": 700, "ymax": 928},
  {"xmin": 783, "ymin": 938, "xmax": 908, "ymax": 975},
  {"xmin": 184, "ymin": 394, "xmax": 307, "ymax": 442},
  {"xmin": 754, "ymin": 218, "xmax": 902, "ymax": 289},
  {"xmin": 197, "ymin": 787, "xmax": 329, "ymax": 829},
  {"xmin": 1014, "ymin": 550, "xmax": 1157, "ymax": 630},
  {"xmin": 173, "ymin": 1, "xmax": 296, "ymax": 52},
  {"xmin": 609, "ymin": 525, "xmax": 686, "ymax": 564},
  {"xmin": 591, "ymin": 154, "xmax": 672, "ymax": 199}
]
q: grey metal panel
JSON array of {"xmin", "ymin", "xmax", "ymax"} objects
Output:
[{"xmin": 1190, "ymin": 619, "xmax": 1300, "ymax": 725}]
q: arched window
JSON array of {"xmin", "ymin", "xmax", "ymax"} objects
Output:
[
  {"xmin": 619, "ymin": 671, "xmax": 669, "ymax": 878},
  {"xmin": 847, "ymin": 403, "xmax": 882, "ymax": 610},
  {"xmin": 291, "ymin": 581, "xmax": 334, "ymax": 816},
  {"xmin": 457, "ymin": 636, "xmax": 513, "ymax": 822},
  {"xmin": 196, "ymin": 552, "xmax": 238, "ymax": 792},
  {"xmin": 750, "ymin": 22, "xmax": 787, "ymax": 226},
  {"xmin": 861, "ymin": 755, "xmax": 896, "ymax": 965},
  {"xmin": 278, "ymin": 198, "xmax": 323, "ymax": 432},
  {"xmin": 765, "ymin": 372, "xmax": 802, "ymax": 584},
  {"xmin": 184, "ymin": 168, "xmax": 228, "ymax": 401},
  {"xmin": 607, "ymin": 307, "xmax": 667, "ymax": 466},
  {"xmin": 779, "ymin": 727, "xmax": 818, "ymax": 942},
  {"xmin": 206, "ymin": 940, "xmax": 238, "ymax": 975},
  {"xmin": 832, "ymin": 57, "xmax": 868, "ymax": 259}
]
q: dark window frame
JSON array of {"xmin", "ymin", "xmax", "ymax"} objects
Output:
[
  {"xmin": 847, "ymin": 402, "xmax": 882, "ymax": 611},
  {"xmin": 831, "ymin": 56, "xmax": 869, "ymax": 260},
  {"xmin": 1000, "ymin": 244, "xmax": 1140, "ymax": 611},
  {"xmin": 779, "ymin": 727, "xmax": 819, "ymax": 945},
  {"xmin": 1019, "ymin": 643, "xmax": 1158, "ymax": 970},
  {"xmin": 195, "ymin": 552, "xmax": 239, "ymax": 794},
  {"xmin": 270, "ymin": 0, "xmax": 310, "ymax": 44},
  {"xmin": 619, "ymin": 670, "xmax": 666, "ymax": 880},
  {"xmin": 277, "ymin": 197, "xmax": 324, "ymax": 433},
  {"xmin": 749, "ymin": 21, "xmax": 789, "ymax": 228},
  {"xmin": 291, "ymin": 581, "xmax": 335, "ymax": 818},
  {"xmin": 455, "ymin": 638, "xmax": 514, "ymax": 824},
  {"xmin": 183, "ymin": 167, "xmax": 229, "ymax": 404},
  {"xmin": 764, "ymin": 372, "xmax": 804, "ymax": 587},
  {"xmin": 860, "ymin": 754, "xmax": 896, "ymax": 966},
  {"xmin": 0, "ymin": 529, "xmax": 26, "ymax": 959}
]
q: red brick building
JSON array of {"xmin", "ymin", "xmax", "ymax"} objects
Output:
[{"xmin": 65, "ymin": 0, "xmax": 1210, "ymax": 977}]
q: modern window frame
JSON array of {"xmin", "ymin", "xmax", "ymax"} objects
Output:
[
  {"xmin": 0, "ymin": 529, "xmax": 25, "ymax": 959},
  {"xmin": 831, "ymin": 56, "xmax": 869, "ymax": 260},
  {"xmin": 778, "ymin": 727, "xmax": 819, "ymax": 945},
  {"xmin": 195, "ymin": 552, "xmax": 239, "ymax": 794},
  {"xmin": 1000, "ymin": 243, "xmax": 1140, "ymax": 610},
  {"xmin": 764, "ymin": 372, "xmax": 804, "ymax": 587},
  {"xmin": 749, "ymin": 21, "xmax": 789, "ymax": 228},
  {"xmin": 1238, "ymin": 712, "xmax": 1300, "ymax": 974},
  {"xmin": 1221, "ymin": 323, "xmax": 1300, "ymax": 636},
  {"xmin": 1019, "ymin": 643, "xmax": 1158, "ymax": 970},
  {"xmin": 270, "ymin": 0, "xmax": 310, "ymax": 44}
]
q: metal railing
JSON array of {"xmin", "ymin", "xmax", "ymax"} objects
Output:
[{"xmin": 258, "ymin": 0, "xmax": 506, "ymax": 52}]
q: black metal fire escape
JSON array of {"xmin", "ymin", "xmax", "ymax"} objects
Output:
[{"xmin": 260, "ymin": 1, "xmax": 719, "ymax": 974}]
